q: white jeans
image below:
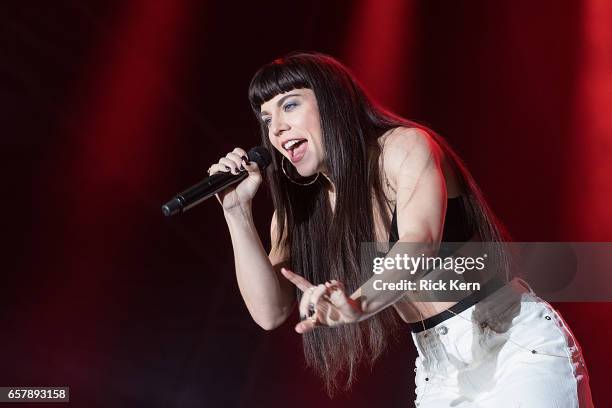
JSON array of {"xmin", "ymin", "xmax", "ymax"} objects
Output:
[{"xmin": 412, "ymin": 278, "xmax": 594, "ymax": 407}]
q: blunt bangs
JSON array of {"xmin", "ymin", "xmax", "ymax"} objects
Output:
[{"xmin": 248, "ymin": 58, "xmax": 311, "ymax": 111}]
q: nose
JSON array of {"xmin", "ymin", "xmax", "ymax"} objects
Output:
[{"xmin": 270, "ymin": 115, "xmax": 290, "ymax": 137}]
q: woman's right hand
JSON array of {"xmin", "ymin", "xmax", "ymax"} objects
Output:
[{"xmin": 207, "ymin": 147, "xmax": 263, "ymax": 211}]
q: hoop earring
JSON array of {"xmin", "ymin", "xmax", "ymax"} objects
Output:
[{"xmin": 281, "ymin": 156, "xmax": 320, "ymax": 186}]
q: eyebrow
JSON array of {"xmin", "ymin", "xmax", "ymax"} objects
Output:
[{"xmin": 260, "ymin": 93, "xmax": 301, "ymax": 117}]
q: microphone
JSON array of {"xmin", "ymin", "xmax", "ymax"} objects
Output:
[{"xmin": 161, "ymin": 146, "xmax": 271, "ymax": 216}]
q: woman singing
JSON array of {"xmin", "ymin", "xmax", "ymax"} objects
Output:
[{"xmin": 207, "ymin": 52, "xmax": 593, "ymax": 406}]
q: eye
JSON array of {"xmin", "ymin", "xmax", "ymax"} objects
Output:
[
  {"xmin": 262, "ymin": 117, "xmax": 272, "ymax": 126},
  {"xmin": 283, "ymin": 101, "xmax": 298, "ymax": 112}
]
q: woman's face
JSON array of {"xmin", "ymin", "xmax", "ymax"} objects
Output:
[{"xmin": 260, "ymin": 88, "xmax": 325, "ymax": 177}]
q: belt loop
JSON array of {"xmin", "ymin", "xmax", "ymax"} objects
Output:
[
  {"xmin": 411, "ymin": 331, "xmax": 427, "ymax": 357},
  {"xmin": 514, "ymin": 277, "xmax": 535, "ymax": 295}
]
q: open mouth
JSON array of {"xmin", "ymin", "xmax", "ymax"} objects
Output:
[{"xmin": 282, "ymin": 138, "xmax": 308, "ymax": 163}]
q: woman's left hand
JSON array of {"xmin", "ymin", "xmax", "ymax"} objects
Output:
[{"xmin": 280, "ymin": 267, "xmax": 363, "ymax": 334}]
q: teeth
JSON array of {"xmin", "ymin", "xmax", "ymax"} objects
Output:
[{"xmin": 283, "ymin": 139, "xmax": 305, "ymax": 150}]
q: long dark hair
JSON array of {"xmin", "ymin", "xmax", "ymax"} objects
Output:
[{"xmin": 248, "ymin": 52, "xmax": 511, "ymax": 395}]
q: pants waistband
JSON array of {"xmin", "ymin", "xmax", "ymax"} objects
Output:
[{"xmin": 408, "ymin": 276, "xmax": 508, "ymax": 333}]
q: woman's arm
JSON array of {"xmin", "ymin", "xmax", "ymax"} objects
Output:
[
  {"xmin": 282, "ymin": 128, "xmax": 446, "ymax": 333},
  {"xmin": 225, "ymin": 206, "xmax": 295, "ymax": 331},
  {"xmin": 209, "ymin": 147, "xmax": 294, "ymax": 330},
  {"xmin": 349, "ymin": 127, "xmax": 447, "ymax": 320},
  {"xmin": 280, "ymin": 127, "xmax": 448, "ymax": 333}
]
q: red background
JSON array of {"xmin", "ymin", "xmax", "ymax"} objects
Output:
[{"xmin": 1, "ymin": 1, "xmax": 610, "ymax": 406}]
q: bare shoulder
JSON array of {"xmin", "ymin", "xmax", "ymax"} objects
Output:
[{"xmin": 381, "ymin": 127, "xmax": 443, "ymax": 186}]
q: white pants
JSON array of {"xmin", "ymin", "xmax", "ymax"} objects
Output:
[{"xmin": 412, "ymin": 278, "xmax": 594, "ymax": 407}]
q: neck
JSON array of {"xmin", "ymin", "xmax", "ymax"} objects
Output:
[{"xmin": 326, "ymin": 180, "xmax": 336, "ymax": 213}]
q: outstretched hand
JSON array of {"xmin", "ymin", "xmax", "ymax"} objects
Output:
[{"xmin": 280, "ymin": 267, "xmax": 363, "ymax": 334}]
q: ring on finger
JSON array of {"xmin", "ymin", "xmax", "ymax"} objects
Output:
[
  {"xmin": 307, "ymin": 302, "xmax": 316, "ymax": 318},
  {"xmin": 300, "ymin": 303, "xmax": 316, "ymax": 321}
]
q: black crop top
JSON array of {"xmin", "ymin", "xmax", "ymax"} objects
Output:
[{"xmin": 388, "ymin": 196, "xmax": 474, "ymax": 243}]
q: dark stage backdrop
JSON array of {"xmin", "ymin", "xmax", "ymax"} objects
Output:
[{"xmin": 1, "ymin": 1, "xmax": 610, "ymax": 407}]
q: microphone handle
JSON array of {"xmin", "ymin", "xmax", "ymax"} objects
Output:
[{"xmin": 162, "ymin": 170, "xmax": 248, "ymax": 216}]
